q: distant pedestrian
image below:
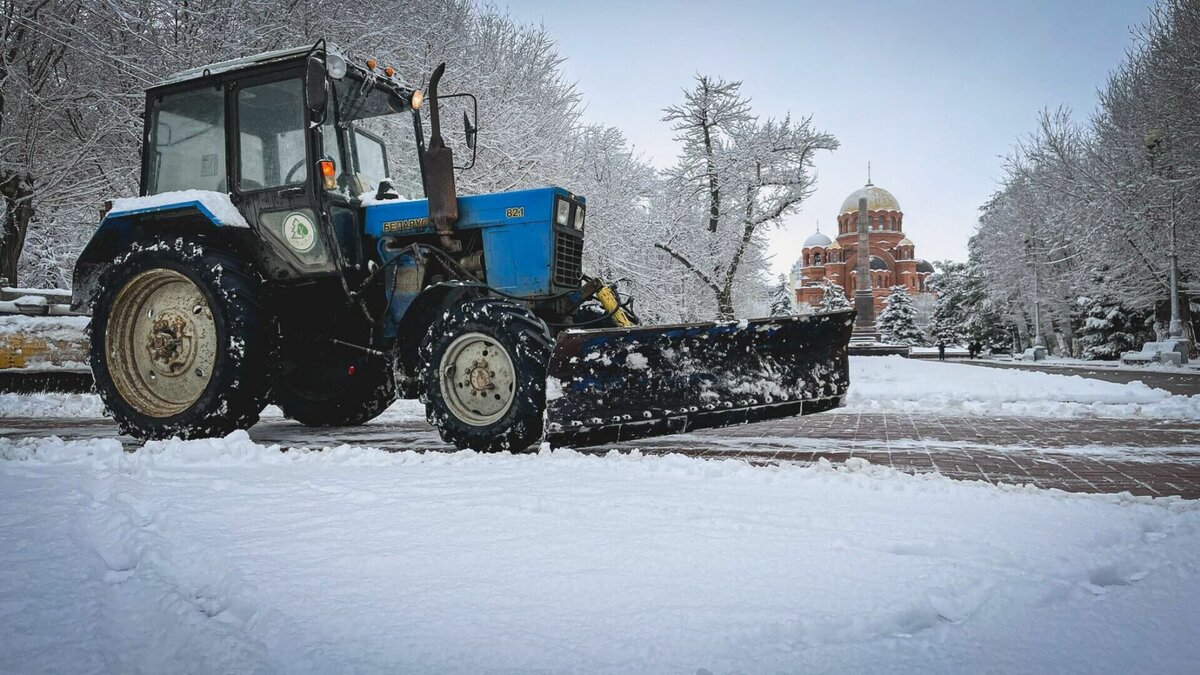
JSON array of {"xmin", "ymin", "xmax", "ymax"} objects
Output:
[
  {"xmin": 968, "ymin": 342, "xmax": 980, "ymax": 359},
  {"xmin": 937, "ymin": 340, "xmax": 946, "ymax": 361}
]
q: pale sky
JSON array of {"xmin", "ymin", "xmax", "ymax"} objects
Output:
[{"xmin": 498, "ymin": 0, "xmax": 1153, "ymax": 276}]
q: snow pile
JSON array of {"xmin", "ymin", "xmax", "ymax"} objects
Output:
[
  {"xmin": 11, "ymin": 294, "xmax": 47, "ymax": 307},
  {"xmin": 0, "ymin": 396, "xmax": 425, "ymax": 421},
  {"xmin": 848, "ymin": 356, "xmax": 1200, "ymax": 419},
  {"xmin": 1, "ymin": 435, "xmax": 1198, "ymax": 673},
  {"xmin": 0, "ymin": 314, "xmax": 91, "ymax": 371},
  {"xmin": 109, "ymin": 190, "xmax": 249, "ymax": 228},
  {"xmin": 358, "ymin": 182, "xmax": 413, "ymax": 206},
  {"xmin": 0, "ymin": 314, "xmax": 90, "ymax": 341},
  {"xmin": 0, "ymin": 392, "xmax": 105, "ymax": 418}
]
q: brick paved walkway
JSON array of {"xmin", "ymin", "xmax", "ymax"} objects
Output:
[
  {"xmin": 617, "ymin": 413, "xmax": 1200, "ymax": 499},
  {"xmin": 3, "ymin": 411, "xmax": 1198, "ymax": 499}
]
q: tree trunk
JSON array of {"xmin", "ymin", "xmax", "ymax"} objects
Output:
[
  {"xmin": 0, "ymin": 171, "xmax": 35, "ymax": 287},
  {"xmin": 715, "ymin": 286, "xmax": 735, "ymax": 321}
]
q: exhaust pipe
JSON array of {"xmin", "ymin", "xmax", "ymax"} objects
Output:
[{"xmin": 423, "ymin": 63, "xmax": 461, "ymax": 252}]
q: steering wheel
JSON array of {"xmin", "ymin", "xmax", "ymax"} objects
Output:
[{"xmin": 284, "ymin": 158, "xmax": 307, "ymax": 185}]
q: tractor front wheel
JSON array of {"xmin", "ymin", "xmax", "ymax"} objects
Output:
[
  {"xmin": 419, "ymin": 298, "xmax": 553, "ymax": 452},
  {"xmin": 89, "ymin": 238, "xmax": 267, "ymax": 439}
]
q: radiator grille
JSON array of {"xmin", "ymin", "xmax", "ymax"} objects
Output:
[{"xmin": 553, "ymin": 230, "xmax": 584, "ymax": 287}]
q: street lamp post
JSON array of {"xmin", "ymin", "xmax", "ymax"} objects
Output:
[
  {"xmin": 1145, "ymin": 128, "xmax": 1184, "ymax": 340},
  {"xmin": 1024, "ymin": 234, "xmax": 1045, "ymax": 349}
]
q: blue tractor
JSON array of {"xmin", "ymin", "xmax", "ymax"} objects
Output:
[{"xmin": 72, "ymin": 43, "xmax": 852, "ymax": 450}]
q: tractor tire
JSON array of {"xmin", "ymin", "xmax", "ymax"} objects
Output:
[
  {"xmin": 419, "ymin": 298, "xmax": 554, "ymax": 453},
  {"xmin": 88, "ymin": 238, "xmax": 267, "ymax": 440},
  {"xmin": 271, "ymin": 354, "xmax": 396, "ymax": 427}
]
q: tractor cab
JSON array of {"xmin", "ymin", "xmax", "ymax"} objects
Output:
[{"xmin": 135, "ymin": 44, "xmax": 437, "ymax": 284}]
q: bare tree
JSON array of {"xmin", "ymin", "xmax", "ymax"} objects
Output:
[{"xmin": 654, "ymin": 76, "xmax": 837, "ymax": 320}]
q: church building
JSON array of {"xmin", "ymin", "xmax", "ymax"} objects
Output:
[{"xmin": 792, "ymin": 182, "xmax": 934, "ymax": 313}]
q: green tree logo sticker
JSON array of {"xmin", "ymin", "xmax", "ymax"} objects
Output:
[{"xmin": 283, "ymin": 212, "xmax": 316, "ymax": 252}]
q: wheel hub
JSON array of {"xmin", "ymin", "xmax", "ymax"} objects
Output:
[
  {"xmin": 466, "ymin": 359, "xmax": 496, "ymax": 393},
  {"xmin": 147, "ymin": 312, "xmax": 196, "ymax": 372}
]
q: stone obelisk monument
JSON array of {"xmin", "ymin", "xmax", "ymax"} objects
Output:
[{"xmin": 851, "ymin": 195, "xmax": 880, "ymax": 343}]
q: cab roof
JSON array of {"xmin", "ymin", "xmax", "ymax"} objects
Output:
[{"xmin": 156, "ymin": 45, "xmax": 314, "ymax": 88}]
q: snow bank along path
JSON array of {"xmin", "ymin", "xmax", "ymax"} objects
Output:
[
  {"xmin": 2, "ymin": 434, "xmax": 1198, "ymax": 673},
  {"xmin": 4, "ymin": 355, "xmax": 1198, "ymax": 422},
  {"xmin": 847, "ymin": 355, "xmax": 1200, "ymax": 419}
]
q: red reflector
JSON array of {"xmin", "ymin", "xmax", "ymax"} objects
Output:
[{"xmin": 347, "ymin": 365, "xmax": 356, "ymax": 376}]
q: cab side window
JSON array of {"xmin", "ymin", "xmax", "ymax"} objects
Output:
[
  {"xmin": 147, "ymin": 87, "xmax": 226, "ymax": 194},
  {"xmin": 237, "ymin": 78, "xmax": 307, "ymax": 191}
]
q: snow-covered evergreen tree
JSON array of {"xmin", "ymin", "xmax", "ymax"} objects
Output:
[
  {"xmin": 817, "ymin": 281, "xmax": 852, "ymax": 313},
  {"xmin": 1075, "ymin": 296, "xmax": 1149, "ymax": 360},
  {"xmin": 769, "ymin": 274, "xmax": 794, "ymax": 316},
  {"xmin": 964, "ymin": 297, "xmax": 1013, "ymax": 352},
  {"xmin": 926, "ymin": 261, "xmax": 969, "ymax": 345},
  {"xmin": 878, "ymin": 286, "xmax": 926, "ymax": 345}
]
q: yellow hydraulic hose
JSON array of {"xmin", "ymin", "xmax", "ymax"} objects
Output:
[{"xmin": 595, "ymin": 285, "xmax": 633, "ymax": 328}]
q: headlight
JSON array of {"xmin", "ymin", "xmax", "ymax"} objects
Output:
[
  {"xmin": 326, "ymin": 53, "xmax": 347, "ymax": 79},
  {"xmin": 555, "ymin": 198, "xmax": 570, "ymax": 226},
  {"xmin": 573, "ymin": 206, "xmax": 585, "ymax": 231}
]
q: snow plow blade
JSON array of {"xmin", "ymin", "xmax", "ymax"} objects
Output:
[{"xmin": 544, "ymin": 309, "xmax": 854, "ymax": 447}]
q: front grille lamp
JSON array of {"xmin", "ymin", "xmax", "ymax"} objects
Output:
[
  {"xmin": 554, "ymin": 197, "xmax": 585, "ymax": 232},
  {"xmin": 555, "ymin": 197, "xmax": 570, "ymax": 227}
]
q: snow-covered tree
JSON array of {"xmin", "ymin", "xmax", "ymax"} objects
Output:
[
  {"xmin": 653, "ymin": 75, "xmax": 838, "ymax": 320},
  {"xmin": 878, "ymin": 286, "xmax": 926, "ymax": 346},
  {"xmin": 817, "ymin": 281, "xmax": 852, "ymax": 313},
  {"xmin": 769, "ymin": 274, "xmax": 794, "ymax": 316},
  {"xmin": 926, "ymin": 261, "xmax": 969, "ymax": 345},
  {"xmin": 1075, "ymin": 296, "xmax": 1151, "ymax": 360},
  {"xmin": 970, "ymin": 0, "xmax": 1199, "ymax": 355}
]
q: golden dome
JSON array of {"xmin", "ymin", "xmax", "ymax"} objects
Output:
[
  {"xmin": 827, "ymin": 240, "xmax": 842, "ymax": 249},
  {"xmin": 839, "ymin": 183, "xmax": 901, "ymax": 215},
  {"xmin": 897, "ymin": 237, "xmax": 914, "ymax": 246}
]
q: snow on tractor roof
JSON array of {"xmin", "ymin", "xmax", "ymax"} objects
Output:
[
  {"xmin": 108, "ymin": 190, "xmax": 250, "ymax": 228},
  {"xmin": 157, "ymin": 45, "xmax": 313, "ymax": 87}
]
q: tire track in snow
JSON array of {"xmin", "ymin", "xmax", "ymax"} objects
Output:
[{"xmin": 68, "ymin": 464, "xmax": 281, "ymax": 673}]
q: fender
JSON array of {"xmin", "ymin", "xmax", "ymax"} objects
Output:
[
  {"xmin": 71, "ymin": 198, "xmax": 252, "ymax": 312},
  {"xmin": 391, "ymin": 281, "xmax": 481, "ymax": 396}
]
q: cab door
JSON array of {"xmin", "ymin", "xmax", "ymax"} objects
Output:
[{"xmin": 230, "ymin": 74, "xmax": 337, "ymax": 279}]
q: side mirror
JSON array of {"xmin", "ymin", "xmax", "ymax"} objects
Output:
[
  {"xmin": 433, "ymin": 91, "xmax": 478, "ymax": 170},
  {"xmin": 305, "ymin": 56, "xmax": 327, "ymax": 114},
  {"xmin": 463, "ymin": 110, "xmax": 477, "ymax": 150}
]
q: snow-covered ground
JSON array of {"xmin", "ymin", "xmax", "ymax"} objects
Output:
[
  {"xmin": 846, "ymin": 356, "xmax": 1200, "ymax": 419},
  {"xmin": 4, "ymin": 356, "xmax": 1198, "ymax": 422},
  {"xmin": 0, "ymin": 392, "xmax": 105, "ymax": 418},
  {"xmin": 1, "ymin": 436, "xmax": 1198, "ymax": 673},
  {"xmin": 989, "ymin": 354, "xmax": 1200, "ymax": 373}
]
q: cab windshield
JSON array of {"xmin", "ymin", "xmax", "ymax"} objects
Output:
[{"xmin": 323, "ymin": 76, "xmax": 423, "ymax": 201}]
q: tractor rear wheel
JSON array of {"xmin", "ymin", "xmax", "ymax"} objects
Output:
[
  {"xmin": 89, "ymin": 238, "xmax": 267, "ymax": 439},
  {"xmin": 419, "ymin": 298, "xmax": 554, "ymax": 452},
  {"xmin": 271, "ymin": 354, "xmax": 396, "ymax": 427}
]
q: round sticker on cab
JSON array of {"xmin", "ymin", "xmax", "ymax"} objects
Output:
[{"xmin": 282, "ymin": 212, "xmax": 316, "ymax": 252}]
